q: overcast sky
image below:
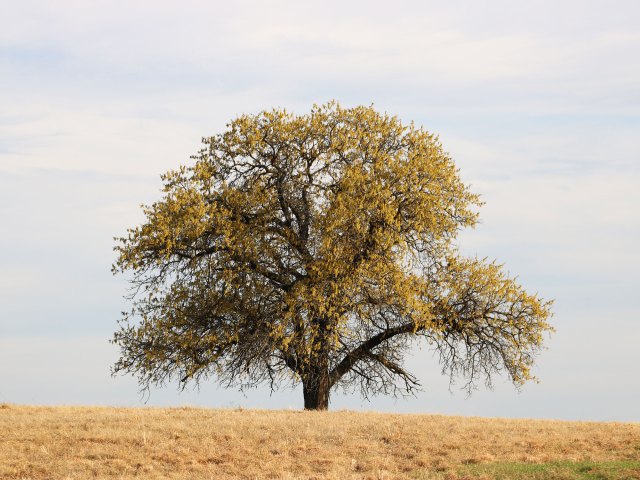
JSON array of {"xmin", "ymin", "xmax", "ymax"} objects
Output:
[{"xmin": 1, "ymin": 1, "xmax": 639, "ymax": 421}]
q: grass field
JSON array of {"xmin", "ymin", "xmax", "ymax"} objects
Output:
[{"xmin": 1, "ymin": 404, "xmax": 639, "ymax": 479}]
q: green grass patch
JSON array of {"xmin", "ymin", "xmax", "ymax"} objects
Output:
[{"xmin": 458, "ymin": 460, "xmax": 640, "ymax": 480}]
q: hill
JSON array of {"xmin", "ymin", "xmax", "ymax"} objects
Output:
[{"xmin": 1, "ymin": 404, "xmax": 639, "ymax": 479}]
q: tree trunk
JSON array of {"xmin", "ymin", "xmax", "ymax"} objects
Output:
[
  {"xmin": 303, "ymin": 319, "xmax": 331, "ymax": 410},
  {"xmin": 303, "ymin": 375, "xmax": 330, "ymax": 410}
]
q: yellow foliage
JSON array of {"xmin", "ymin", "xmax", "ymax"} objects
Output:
[{"xmin": 112, "ymin": 102, "xmax": 553, "ymax": 409}]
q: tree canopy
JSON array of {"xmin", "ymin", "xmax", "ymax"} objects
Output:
[{"xmin": 112, "ymin": 102, "xmax": 553, "ymax": 410}]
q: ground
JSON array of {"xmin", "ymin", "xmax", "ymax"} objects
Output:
[{"xmin": 1, "ymin": 404, "xmax": 639, "ymax": 479}]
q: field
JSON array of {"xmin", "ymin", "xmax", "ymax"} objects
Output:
[{"xmin": 1, "ymin": 404, "xmax": 639, "ymax": 480}]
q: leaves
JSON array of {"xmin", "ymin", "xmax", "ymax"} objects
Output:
[{"xmin": 112, "ymin": 102, "xmax": 553, "ymax": 404}]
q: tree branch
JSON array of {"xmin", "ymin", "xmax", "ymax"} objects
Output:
[{"xmin": 329, "ymin": 321, "xmax": 418, "ymax": 386}]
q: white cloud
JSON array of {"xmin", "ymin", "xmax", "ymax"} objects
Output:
[
  {"xmin": 0, "ymin": 0, "xmax": 639, "ymax": 417},
  {"xmin": 2, "ymin": 1, "xmax": 639, "ymax": 112}
]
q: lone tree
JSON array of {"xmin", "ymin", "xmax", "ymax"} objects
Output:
[{"xmin": 113, "ymin": 102, "xmax": 553, "ymax": 410}]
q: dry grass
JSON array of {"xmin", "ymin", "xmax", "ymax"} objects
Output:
[{"xmin": 1, "ymin": 403, "xmax": 639, "ymax": 479}]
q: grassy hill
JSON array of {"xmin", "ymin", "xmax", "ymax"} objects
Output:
[{"xmin": 1, "ymin": 404, "xmax": 639, "ymax": 479}]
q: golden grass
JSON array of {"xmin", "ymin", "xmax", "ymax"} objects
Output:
[{"xmin": 1, "ymin": 403, "xmax": 638, "ymax": 479}]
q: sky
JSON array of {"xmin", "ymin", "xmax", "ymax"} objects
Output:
[{"xmin": 1, "ymin": 0, "xmax": 639, "ymax": 421}]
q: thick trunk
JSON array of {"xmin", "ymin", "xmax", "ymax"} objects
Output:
[
  {"xmin": 303, "ymin": 318, "xmax": 331, "ymax": 410},
  {"xmin": 303, "ymin": 375, "xmax": 330, "ymax": 410}
]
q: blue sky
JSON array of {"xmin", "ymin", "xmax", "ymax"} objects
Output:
[{"xmin": 1, "ymin": 0, "xmax": 639, "ymax": 421}]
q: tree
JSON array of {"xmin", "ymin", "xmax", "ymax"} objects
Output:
[{"xmin": 112, "ymin": 102, "xmax": 553, "ymax": 410}]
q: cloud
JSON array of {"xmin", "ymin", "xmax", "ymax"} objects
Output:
[
  {"xmin": 2, "ymin": 1, "xmax": 639, "ymax": 112},
  {"xmin": 0, "ymin": 0, "xmax": 639, "ymax": 418}
]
